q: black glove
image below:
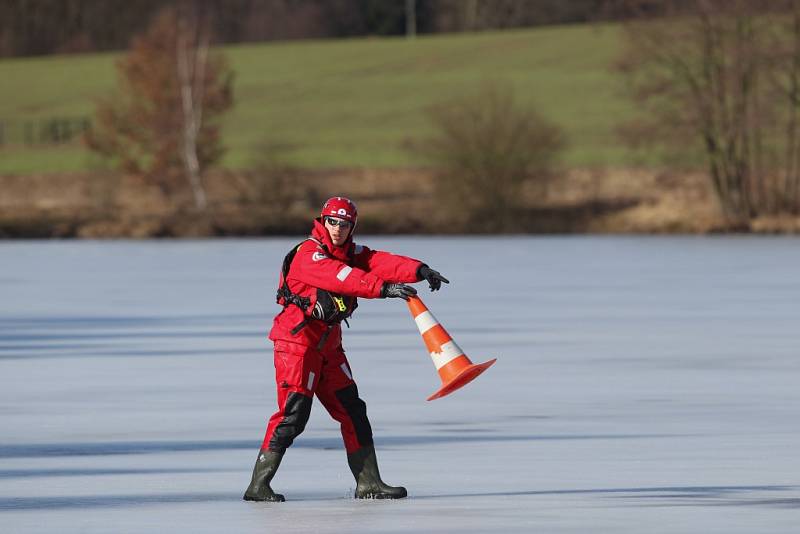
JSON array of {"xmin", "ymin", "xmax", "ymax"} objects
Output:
[
  {"xmin": 417, "ymin": 264, "xmax": 450, "ymax": 291},
  {"xmin": 380, "ymin": 282, "xmax": 418, "ymax": 301}
]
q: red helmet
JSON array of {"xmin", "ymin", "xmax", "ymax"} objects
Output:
[{"xmin": 320, "ymin": 196, "xmax": 358, "ymax": 226}]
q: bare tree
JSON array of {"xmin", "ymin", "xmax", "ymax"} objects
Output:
[
  {"xmin": 86, "ymin": 5, "xmax": 233, "ymax": 211},
  {"xmin": 406, "ymin": 0, "xmax": 417, "ymax": 39},
  {"xmin": 617, "ymin": 0, "xmax": 800, "ymax": 223},
  {"xmin": 176, "ymin": 1, "xmax": 212, "ymax": 210},
  {"xmin": 768, "ymin": 1, "xmax": 800, "ymax": 213}
]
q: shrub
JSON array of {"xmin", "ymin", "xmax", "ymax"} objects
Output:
[{"xmin": 422, "ymin": 83, "xmax": 565, "ymax": 231}]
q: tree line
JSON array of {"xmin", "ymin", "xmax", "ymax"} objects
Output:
[{"xmin": 1, "ymin": 0, "xmax": 632, "ymax": 58}]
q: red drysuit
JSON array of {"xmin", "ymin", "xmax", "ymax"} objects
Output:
[{"xmin": 261, "ymin": 218, "xmax": 422, "ymax": 454}]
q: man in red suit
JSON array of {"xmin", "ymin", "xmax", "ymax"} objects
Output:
[{"xmin": 244, "ymin": 196, "xmax": 448, "ymax": 502}]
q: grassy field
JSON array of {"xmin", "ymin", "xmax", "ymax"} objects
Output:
[{"xmin": 0, "ymin": 23, "xmax": 637, "ymax": 175}]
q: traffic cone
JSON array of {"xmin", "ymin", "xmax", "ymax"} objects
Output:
[{"xmin": 407, "ymin": 296, "xmax": 496, "ymax": 401}]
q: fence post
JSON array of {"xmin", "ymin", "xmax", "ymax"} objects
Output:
[{"xmin": 12, "ymin": 117, "xmax": 91, "ymax": 145}]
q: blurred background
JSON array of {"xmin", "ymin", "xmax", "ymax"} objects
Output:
[{"xmin": 2, "ymin": 0, "xmax": 800, "ymax": 237}]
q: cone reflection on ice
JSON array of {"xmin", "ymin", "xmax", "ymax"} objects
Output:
[{"xmin": 406, "ymin": 296, "xmax": 496, "ymax": 401}]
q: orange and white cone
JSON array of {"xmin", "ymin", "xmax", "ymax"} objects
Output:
[{"xmin": 407, "ymin": 296, "xmax": 496, "ymax": 401}]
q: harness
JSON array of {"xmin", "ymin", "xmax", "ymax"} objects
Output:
[
  {"xmin": 275, "ymin": 238, "xmax": 317, "ymax": 313},
  {"xmin": 276, "ymin": 237, "xmax": 358, "ymax": 346}
]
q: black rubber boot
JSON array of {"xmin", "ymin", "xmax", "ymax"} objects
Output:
[
  {"xmin": 347, "ymin": 445, "xmax": 407, "ymax": 499},
  {"xmin": 243, "ymin": 450, "xmax": 286, "ymax": 502}
]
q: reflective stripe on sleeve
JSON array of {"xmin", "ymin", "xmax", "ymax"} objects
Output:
[
  {"xmin": 336, "ymin": 266, "xmax": 353, "ymax": 281},
  {"xmin": 340, "ymin": 363, "xmax": 353, "ymax": 380}
]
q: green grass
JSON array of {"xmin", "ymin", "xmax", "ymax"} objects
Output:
[{"xmin": 0, "ymin": 23, "xmax": 638, "ymax": 175}]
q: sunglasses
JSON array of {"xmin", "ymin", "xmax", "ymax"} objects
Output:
[{"xmin": 324, "ymin": 216, "xmax": 352, "ymax": 228}]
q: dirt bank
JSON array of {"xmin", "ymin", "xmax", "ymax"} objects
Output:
[{"xmin": 1, "ymin": 167, "xmax": 796, "ymax": 238}]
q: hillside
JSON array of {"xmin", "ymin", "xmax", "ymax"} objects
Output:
[{"xmin": 0, "ymin": 24, "xmax": 634, "ymax": 175}]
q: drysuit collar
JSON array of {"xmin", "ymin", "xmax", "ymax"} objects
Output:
[{"xmin": 312, "ymin": 218, "xmax": 352, "ymax": 262}]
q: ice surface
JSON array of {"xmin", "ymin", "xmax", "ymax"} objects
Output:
[{"xmin": 1, "ymin": 236, "xmax": 799, "ymax": 533}]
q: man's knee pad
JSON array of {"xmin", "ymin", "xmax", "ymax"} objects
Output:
[
  {"xmin": 269, "ymin": 391, "xmax": 313, "ymax": 452},
  {"xmin": 334, "ymin": 384, "xmax": 373, "ymax": 447}
]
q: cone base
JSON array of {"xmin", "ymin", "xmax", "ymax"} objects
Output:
[{"xmin": 427, "ymin": 358, "xmax": 497, "ymax": 401}]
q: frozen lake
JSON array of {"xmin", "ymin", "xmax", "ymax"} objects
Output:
[{"xmin": 1, "ymin": 236, "xmax": 799, "ymax": 533}]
